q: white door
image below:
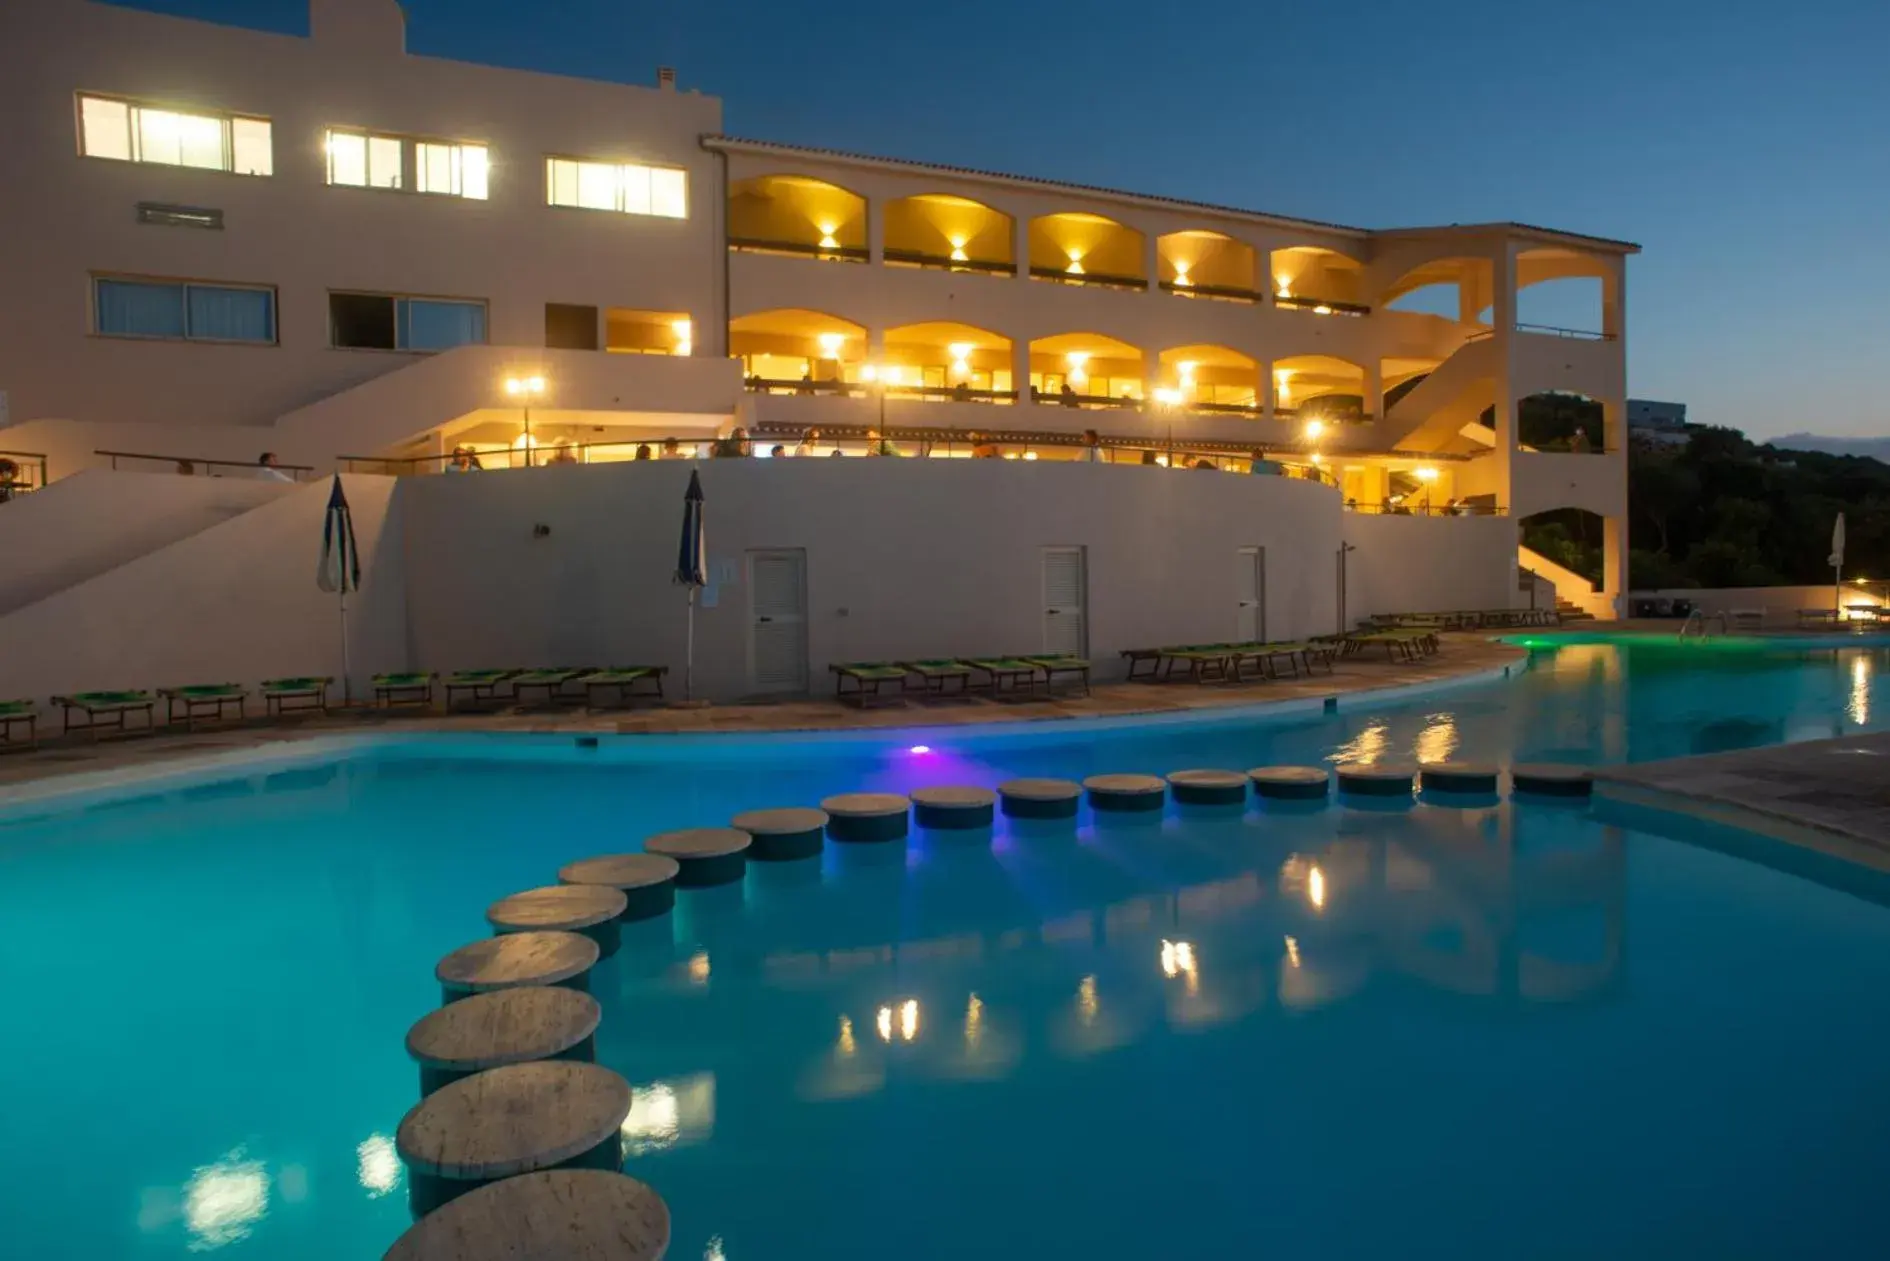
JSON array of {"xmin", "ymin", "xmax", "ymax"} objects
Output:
[
  {"xmin": 1236, "ymin": 546, "xmax": 1266, "ymax": 641},
  {"xmin": 747, "ymin": 549, "xmax": 807, "ymax": 694},
  {"xmin": 1042, "ymin": 546, "xmax": 1087, "ymax": 656}
]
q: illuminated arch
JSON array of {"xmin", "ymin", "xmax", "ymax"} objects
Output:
[
  {"xmin": 728, "ymin": 175, "xmax": 867, "ymax": 256},
  {"xmin": 1157, "ymin": 230, "xmax": 1256, "ymax": 294},
  {"xmin": 1027, "ymin": 331, "xmax": 1144, "ymax": 399},
  {"xmin": 729, "ymin": 308, "xmax": 867, "ymax": 384},
  {"xmin": 1028, "ymin": 212, "xmax": 1145, "ymax": 284},
  {"xmin": 1155, "ymin": 343, "xmax": 1258, "ymax": 408},
  {"xmin": 880, "ymin": 321, "xmax": 1014, "ymax": 393},
  {"xmin": 1269, "ymin": 245, "xmax": 1365, "ymax": 306},
  {"xmin": 883, "ymin": 194, "xmax": 1013, "ymax": 271}
]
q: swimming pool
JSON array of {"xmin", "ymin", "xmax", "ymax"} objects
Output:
[{"xmin": 4, "ymin": 638, "xmax": 1890, "ymax": 1258}]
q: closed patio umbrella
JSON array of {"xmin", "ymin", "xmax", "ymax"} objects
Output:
[
  {"xmin": 674, "ymin": 469, "xmax": 707, "ymax": 701},
  {"xmin": 316, "ymin": 474, "xmax": 362, "ymax": 702},
  {"xmin": 1830, "ymin": 512, "xmax": 1847, "ymax": 619}
]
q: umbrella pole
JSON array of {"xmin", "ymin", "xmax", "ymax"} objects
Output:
[
  {"xmin": 339, "ymin": 588, "xmax": 353, "ymax": 705},
  {"xmin": 1835, "ymin": 562, "xmax": 1842, "ymax": 622},
  {"xmin": 685, "ymin": 585, "xmax": 696, "ymax": 701}
]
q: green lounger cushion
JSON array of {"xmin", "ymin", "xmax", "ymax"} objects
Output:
[
  {"xmin": 576, "ymin": 667, "xmax": 654, "ymax": 683},
  {"xmin": 967, "ymin": 658, "xmax": 1037, "ymax": 671},
  {"xmin": 373, "ymin": 673, "xmax": 433, "ymax": 686},
  {"xmin": 162, "ymin": 684, "xmax": 245, "ymax": 698},
  {"xmin": 1026, "ymin": 655, "xmax": 1089, "ymax": 668},
  {"xmin": 58, "ymin": 691, "xmax": 153, "ymax": 708},
  {"xmin": 832, "ymin": 662, "xmax": 909, "ymax": 680},
  {"xmin": 511, "ymin": 668, "xmax": 589, "ymax": 685},
  {"xmin": 444, "ymin": 669, "xmax": 518, "ymax": 684},
  {"xmin": 0, "ymin": 699, "xmax": 36, "ymax": 717},
  {"xmin": 905, "ymin": 659, "xmax": 972, "ymax": 675},
  {"xmin": 262, "ymin": 676, "xmax": 332, "ymax": 692}
]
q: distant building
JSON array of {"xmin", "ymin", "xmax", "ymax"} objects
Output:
[{"xmin": 1628, "ymin": 400, "xmax": 1693, "ymax": 447}]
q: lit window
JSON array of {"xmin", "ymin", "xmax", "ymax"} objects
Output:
[
  {"xmin": 546, "ymin": 157, "xmax": 687, "ymax": 218},
  {"xmin": 417, "ymin": 141, "xmax": 487, "ymax": 199},
  {"xmin": 329, "ymin": 292, "xmax": 487, "ymax": 352},
  {"xmin": 325, "ymin": 130, "xmax": 403, "ymax": 189},
  {"xmin": 78, "ymin": 94, "xmax": 271, "ymax": 176},
  {"xmin": 94, "ymin": 276, "xmax": 276, "ymax": 344}
]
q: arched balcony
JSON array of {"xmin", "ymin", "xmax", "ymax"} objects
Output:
[
  {"xmin": 603, "ymin": 308, "xmax": 693, "ymax": 356},
  {"xmin": 1154, "ymin": 344, "xmax": 1259, "ymax": 416},
  {"xmin": 882, "ymin": 194, "xmax": 1015, "ymax": 276},
  {"xmin": 1028, "ymin": 213, "xmax": 1146, "ymax": 292},
  {"xmin": 1027, "ymin": 332, "xmax": 1144, "ymax": 409},
  {"xmin": 1270, "ymin": 246, "xmax": 1368, "ymax": 315},
  {"xmin": 878, "ymin": 322, "xmax": 1015, "ymax": 403},
  {"xmin": 1517, "ymin": 248, "xmax": 1614, "ymax": 340},
  {"xmin": 1273, "ymin": 354, "xmax": 1365, "ymax": 423},
  {"xmin": 1382, "ymin": 256, "xmax": 1492, "ymax": 324},
  {"xmin": 731, "ymin": 308, "xmax": 867, "ymax": 392},
  {"xmin": 1157, "ymin": 231, "xmax": 1260, "ymax": 303},
  {"xmin": 728, "ymin": 175, "xmax": 868, "ymax": 262}
]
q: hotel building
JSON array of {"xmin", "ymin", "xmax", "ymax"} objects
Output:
[{"xmin": 0, "ymin": 0, "xmax": 1635, "ymax": 701}]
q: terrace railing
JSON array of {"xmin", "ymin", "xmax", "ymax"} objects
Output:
[
  {"xmin": 1160, "ymin": 280, "xmax": 1264, "ymax": 304},
  {"xmin": 1027, "ymin": 266, "xmax": 1148, "ymax": 292},
  {"xmin": 727, "ymin": 237, "xmax": 870, "ymax": 263},
  {"xmin": 1274, "ymin": 294, "xmax": 1371, "ymax": 316},
  {"xmin": 95, "ymin": 449, "xmax": 316, "ymax": 480},
  {"xmin": 881, "ymin": 248, "xmax": 1016, "ymax": 276},
  {"xmin": 0, "ymin": 449, "xmax": 50, "ymax": 498}
]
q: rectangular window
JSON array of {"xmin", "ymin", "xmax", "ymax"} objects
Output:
[
  {"xmin": 326, "ymin": 129, "xmax": 403, "ymax": 189},
  {"xmin": 94, "ymin": 276, "xmax": 276, "ymax": 344},
  {"xmin": 416, "ymin": 141, "xmax": 488, "ymax": 199},
  {"xmin": 546, "ymin": 157, "xmax": 687, "ymax": 218},
  {"xmin": 79, "ymin": 94, "xmax": 271, "ymax": 175},
  {"xmin": 329, "ymin": 292, "xmax": 487, "ymax": 352}
]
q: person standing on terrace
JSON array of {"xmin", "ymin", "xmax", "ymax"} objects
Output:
[{"xmin": 1079, "ymin": 429, "xmax": 1105, "ymax": 463}]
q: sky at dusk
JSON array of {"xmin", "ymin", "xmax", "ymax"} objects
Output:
[{"xmin": 118, "ymin": 0, "xmax": 1890, "ymax": 439}]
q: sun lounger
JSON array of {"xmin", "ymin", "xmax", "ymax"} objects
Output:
[
  {"xmin": 903, "ymin": 659, "xmax": 975, "ymax": 696},
  {"xmin": 965, "ymin": 657, "xmax": 1042, "ymax": 697},
  {"xmin": 1121, "ymin": 647, "xmax": 1165, "ymax": 682},
  {"xmin": 575, "ymin": 666, "xmax": 667, "ymax": 707},
  {"xmin": 1797, "ymin": 608, "xmax": 1839, "ymax": 628},
  {"xmin": 159, "ymin": 683, "xmax": 248, "ymax": 729},
  {"xmin": 0, "ymin": 699, "xmax": 38, "ymax": 749},
  {"xmin": 260, "ymin": 676, "xmax": 332, "ymax": 716},
  {"xmin": 52, "ymin": 690, "xmax": 157, "ymax": 739},
  {"xmin": 1025, "ymin": 654, "xmax": 1092, "ymax": 695},
  {"xmin": 509, "ymin": 668, "xmax": 592, "ymax": 707},
  {"xmin": 831, "ymin": 661, "xmax": 910, "ymax": 707},
  {"xmin": 373, "ymin": 671, "xmax": 435, "ymax": 707},
  {"xmin": 1162, "ymin": 645, "xmax": 1238, "ymax": 684},
  {"xmin": 443, "ymin": 668, "xmax": 519, "ymax": 709}
]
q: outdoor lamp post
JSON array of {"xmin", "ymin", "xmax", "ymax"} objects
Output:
[{"xmin": 504, "ymin": 375, "xmax": 546, "ymax": 467}]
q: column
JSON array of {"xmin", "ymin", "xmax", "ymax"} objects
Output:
[
  {"xmin": 1013, "ymin": 338, "xmax": 1033, "ymax": 405},
  {"xmin": 1602, "ymin": 515, "xmax": 1627, "ymax": 618},
  {"xmin": 866, "ymin": 199, "xmax": 883, "ymax": 267},
  {"xmin": 1361, "ymin": 359, "xmax": 1384, "ymax": 423},
  {"xmin": 1490, "ymin": 240, "xmax": 1518, "ymax": 502},
  {"xmin": 1013, "ymin": 213, "xmax": 1030, "ymax": 281},
  {"xmin": 1601, "ymin": 261, "xmax": 1628, "ymax": 451},
  {"xmin": 1258, "ymin": 360, "xmax": 1274, "ymax": 422},
  {"xmin": 1142, "ymin": 231, "xmax": 1160, "ymax": 292}
]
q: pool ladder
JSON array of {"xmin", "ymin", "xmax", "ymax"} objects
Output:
[{"xmin": 1678, "ymin": 610, "xmax": 1727, "ymax": 640}]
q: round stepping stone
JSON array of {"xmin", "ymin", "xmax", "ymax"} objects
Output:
[
  {"xmin": 405, "ymin": 987, "xmax": 602, "ymax": 1097},
  {"xmin": 1511, "ymin": 762, "xmax": 1594, "ymax": 797},
  {"xmin": 1166, "ymin": 769, "xmax": 1249, "ymax": 806},
  {"xmin": 436, "ymin": 931, "xmax": 599, "ymax": 1006},
  {"xmin": 999, "ymin": 777, "xmax": 1082, "ymax": 820},
  {"xmin": 395, "ymin": 1061, "xmax": 631, "ymax": 1215},
  {"xmin": 820, "ymin": 793, "xmax": 911, "ymax": 843},
  {"xmin": 557, "ymin": 853, "xmax": 680, "ymax": 922},
  {"xmin": 384, "ymin": 1170, "xmax": 670, "ymax": 1261},
  {"xmin": 1420, "ymin": 761, "xmax": 1500, "ymax": 794},
  {"xmin": 731, "ymin": 806, "xmax": 828, "ymax": 861},
  {"xmin": 1335, "ymin": 763, "xmax": 1416, "ymax": 797},
  {"xmin": 642, "ymin": 827, "xmax": 751, "ymax": 887},
  {"xmin": 911, "ymin": 785, "xmax": 997, "ymax": 830},
  {"xmin": 1248, "ymin": 766, "xmax": 1330, "ymax": 800},
  {"xmin": 1083, "ymin": 773, "xmax": 1167, "ymax": 812},
  {"xmin": 486, "ymin": 885, "xmax": 628, "ymax": 958}
]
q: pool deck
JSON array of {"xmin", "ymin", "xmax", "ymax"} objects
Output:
[
  {"xmin": 0, "ymin": 635, "xmax": 1524, "ymax": 791},
  {"xmin": 1597, "ymin": 732, "xmax": 1890, "ymax": 869}
]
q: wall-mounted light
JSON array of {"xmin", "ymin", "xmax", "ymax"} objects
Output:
[
  {"xmin": 1066, "ymin": 351, "xmax": 1090, "ymax": 386},
  {"xmin": 1275, "ymin": 274, "xmax": 1292, "ymax": 298},
  {"xmin": 818, "ymin": 223, "xmax": 839, "ymax": 249},
  {"xmin": 1314, "ymin": 304, "xmax": 1333, "ymax": 316},
  {"xmin": 1303, "ymin": 419, "xmax": 1324, "ymax": 440},
  {"xmin": 1153, "ymin": 387, "xmax": 1183, "ymax": 406},
  {"xmin": 1415, "ymin": 466, "xmax": 1439, "ymax": 482},
  {"xmin": 948, "ymin": 341, "xmax": 973, "ymax": 377},
  {"xmin": 1065, "ymin": 249, "xmax": 1085, "ymax": 276},
  {"xmin": 1275, "ymin": 368, "xmax": 1294, "ymax": 405},
  {"xmin": 671, "ymin": 318, "xmax": 692, "ymax": 357},
  {"xmin": 1172, "ymin": 260, "xmax": 1192, "ymax": 287},
  {"xmin": 816, "ymin": 332, "xmax": 845, "ymax": 358},
  {"xmin": 860, "ymin": 363, "xmax": 877, "ymax": 383},
  {"xmin": 948, "ymin": 236, "xmax": 969, "ymax": 262}
]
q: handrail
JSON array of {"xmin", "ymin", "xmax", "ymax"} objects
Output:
[
  {"xmin": 1160, "ymin": 280, "xmax": 1262, "ymax": 303},
  {"xmin": 1275, "ymin": 294, "xmax": 1371, "ymax": 316},
  {"xmin": 1516, "ymin": 322, "xmax": 1615, "ymax": 341},
  {"xmin": 0, "ymin": 449, "xmax": 50, "ymax": 496},
  {"xmin": 727, "ymin": 236, "xmax": 870, "ymax": 263},
  {"xmin": 881, "ymin": 248, "xmax": 1015, "ymax": 276},
  {"xmin": 1027, "ymin": 266, "xmax": 1147, "ymax": 292},
  {"xmin": 94, "ymin": 449, "xmax": 315, "ymax": 479},
  {"xmin": 745, "ymin": 378, "xmax": 1016, "ymax": 403}
]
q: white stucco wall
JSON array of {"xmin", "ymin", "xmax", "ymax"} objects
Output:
[
  {"xmin": 1341, "ymin": 511, "xmax": 1519, "ymax": 622},
  {"xmin": 0, "ymin": 469, "xmax": 292, "ymax": 615},
  {"xmin": 398, "ymin": 460, "xmax": 1346, "ymax": 696}
]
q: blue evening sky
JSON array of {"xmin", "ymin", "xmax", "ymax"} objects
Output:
[{"xmin": 116, "ymin": 0, "xmax": 1890, "ymax": 439}]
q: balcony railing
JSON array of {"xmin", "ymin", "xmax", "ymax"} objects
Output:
[
  {"xmin": 728, "ymin": 237, "xmax": 870, "ymax": 263},
  {"xmin": 1274, "ymin": 294, "xmax": 1371, "ymax": 316},
  {"xmin": 746, "ymin": 377, "xmax": 1016, "ymax": 403},
  {"xmin": 881, "ymin": 248, "xmax": 1016, "ymax": 277},
  {"xmin": 1029, "ymin": 387, "xmax": 1145, "ymax": 410},
  {"xmin": 1516, "ymin": 322, "xmax": 1615, "ymax": 341},
  {"xmin": 1347, "ymin": 500, "xmax": 1506, "ymax": 517},
  {"xmin": 0, "ymin": 449, "xmax": 49, "ymax": 498},
  {"xmin": 1027, "ymin": 266, "xmax": 1147, "ymax": 292},
  {"xmin": 95, "ymin": 448, "xmax": 316, "ymax": 480},
  {"xmin": 1160, "ymin": 280, "xmax": 1263, "ymax": 304}
]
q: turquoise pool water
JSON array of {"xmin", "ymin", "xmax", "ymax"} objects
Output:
[{"xmin": 4, "ymin": 639, "xmax": 1890, "ymax": 1258}]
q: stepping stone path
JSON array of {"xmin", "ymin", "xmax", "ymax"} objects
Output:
[
  {"xmin": 487, "ymin": 885, "xmax": 628, "ymax": 958},
  {"xmin": 998, "ymin": 777, "xmax": 1082, "ymax": 820},
  {"xmin": 1083, "ymin": 773, "xmax": 1167, "ymax": 812},
  {"xmin": 730, "ymin": 807, "xmax": 828, "ymax": 861},
  {"xmin": 557, "ymin": 853, "xmax": 681, "ymax": 922},
  {"xmin": 911, "ymin": 785, "xmax": 997, "ymax": 829},
  {"xmin": 435, "ymin": 931, "xmax": 599, "ymax": 1005},
  {"xmin": 642, "ymin": 828, "xmax": 752, "ymax": 887},
  {"xmin": 383, "ymin": 1170, "xmax": 670, "ymax": 1261},
  {"xmin": 1511, "ymin": 762, "xmax": 1595, "ymax": 797},
  {"xmin": 820, "ymin": 793, "xmax": 911, "ymax": 843},
  {"xmin": 405, "ymin": 986, "xmax": 602, "ymax": 1097},
  {"xmin": 1166, "ymin": 769, "xmax": 1249, "ymax": 806},
  {"xmin": 395, "ymin": 1061, "xmax": 632, "ymax": 1215},
  {"xmin": 1248, "ymin": 766, "xmax": 1330, "ymax": 800},
  {"xmin": 1335, "ymin": 763, "xmax": 1417, "ymax": 797},
  {"xmin": 1419, "ymin": 761, "xmax": 1500, "ymax": 794}
]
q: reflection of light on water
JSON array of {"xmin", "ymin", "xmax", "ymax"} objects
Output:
[
  {"xmin": 184, "ymin": 1150, "xmax": 270, "ymax": 1250},
  {"xmin": 1077, "ymin": 975, "xmax": 1098, "ymax": 1026},
  {"xmin": 623, "ymin": 1073, "xmax": 716, "ymax": 1155},
  {"xmin": 356, "ymin": 1134, "xmax": 400, "ymax": 1198},
  {"xmin": 1160, "ymin": 939, "xmax": 1200, "ymax": 994},
  {"xmin": 1413, "ymin": 714, "xmax": 1460, "ymax": 764},
  {"xmin": 875, "ymin": 1005, "xmax": 892, "ymax": 1041},
  {"xmin": 1285, "ymin": 936, "xmax": 1302, "ymax": 968},
  {"xmin": 964, "ymin": 993, "xmax": 983, "ymax": 1047},
  {"xmin": 1308, "ymin": 865, "xmax": 1327, "ymax": 910},
  {"xmin": 687, "ymin": 951, "xmax": 711, "ymax": 985},
  {"xmin": 1331, "ymin": 722, "xmax": 1388, "ymax": 765},
  {"xmin": 705, "ymin": 1236, "xmax": 728, "ymax": 1261},
  {"xmin": 876, "ymin": 999, "xmax": 921, "ymax": 1043},
  {"xmin": 1848, "ymin": 655, "xmax": 1871, "ymax": 725},
  {"xmin": 837, "ymin": 1014, "xmax": 856, "ymax": 1056}
]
